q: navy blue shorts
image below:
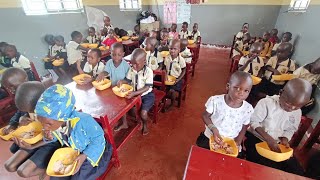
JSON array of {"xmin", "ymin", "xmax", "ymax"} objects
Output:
[
  {"xmin": 10, "ymin": 141, "xmax": 61, "ymax": 169},
  {"xmin": 50, "ymin": 143, "xmax": 113, "ymax": 180},
  {"xmin": 168, "ymin": 79, "xmax": 184, "ymax": 92},
  {"xmin": 141, "ymin": 92, "xmax": 155, "ymax": 112}
]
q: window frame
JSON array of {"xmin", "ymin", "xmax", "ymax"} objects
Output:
[
  {"xmin": 119, "ymin": 0, "xmax": 142, "ymax": 12},
  {"xmin": 288, "ymin": 0, "xmax": 310, "ymax": 13}
]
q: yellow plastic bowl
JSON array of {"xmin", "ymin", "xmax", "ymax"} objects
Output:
[
  {"xmin": 165, "ymin": 75, "xmax": 176, "ymax": 86},
  {"xmin": 209, "ymin": 136, "xmax": 239, "ymax": 157},
  {"xmin": 52, "ymin": 59, "xmax": 64, "ymax": 67},
  {"xmin": 251, "ymin": 75, "xmax": 262, "ymax": 85},
  {"xmin": 43, "ymin": 57, "xmax": 51, "ymax": 62},
  {"xmin": 188, "ymin": 40, "xmax": 195, "ymax": 45},
  {"xmin": 121, "ymin": 36, "xmax": 130, "ymax": 41},
  {"xmin": 92, "ymin": 79, "xmax": 111, "ymax": 91},
  {"xmin": 11, "ymin": 121, "xmax": 43, "ymax": 145},
  {"xmin": 47, "ymin": 147, "xmax": 79, "ymax": 177},
  {"xmin": 272, "ymin": 74, "xmax": 296, "ymax": 81},
  {"xmin": 88, "ymin": 44, "xmax": 98, "ymax": 49},
  {"xmin": 160, "ymin": 51, "xmax": 170, "ymax": 57},
  {"xmin": 99, "ymin": 46, "xmax": 109, "ymax": 51},
  {"xmin": 0, "ymin": 126, "xmax": 15, "ymax": 141},
  {"xmin": 255, "ymin": 141, "xmax": 293, "ymax": 162},
  {"xmin": 131, "ymin": 36, "xmax": 139, "ymax": 41},
  {"xmin": 112, "ymin": 84, "xmax": 133, "ymax": 97},
  {"xmin": 80, "ymin": 43, "xmax": 90, "ymax": 48},
  {"xmin": 116, "ymin": 38, "xmax": 123, "ymax": 42},
  {"xmin": 72, "ymin": 74, "xmax": 92, "ymax": 85}
]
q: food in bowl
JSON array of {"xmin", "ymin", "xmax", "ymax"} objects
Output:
[
  {"xmin": 20, "ymin": 129, "xmax": 36, "ymax": 139},
  {"xmin": 211, "ymin": 141, "xmax": 234, "ymax": 154},
  {"xmin": 53, "ymin": 160, "xmax": 74, "ymax": 175}
]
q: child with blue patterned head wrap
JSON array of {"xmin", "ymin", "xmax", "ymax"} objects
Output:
[{"xmin": 35, "ymin": 84, "xmax": 112, "ymax": 179}]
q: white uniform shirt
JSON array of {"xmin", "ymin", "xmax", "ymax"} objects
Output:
[
  {"xmin": 164, "ymin": 55, "xmax": 186, "ymax": 78},
  {"xmin": 179, "ymin": 30, "xmax": 191, "ymax": 39},
  {"xmin": 83, "ymin": 62, "xmax": 105, "ymax": 77},
  {"xmin": 126, "ymin": 66, "xmax": 153, "ymax": 96},
  {"xmin": 191, "ymin": 30, "xmax": 201, "ymax": 41},
  {"xmin": 180, "ymin": 48, "xmax": 192, "ymax": 63},
  {"xmin": 11, "ymin": 54, "xmax": 31, "ymax": 69},
  {"xmin": 239, "ymin": 56, "xmax": 264, "ymax": 76},
  {"xmin": 294, "ymin": 66, "xmax": 320, "ymax": 85},
  {"xmin": 264, "ymin": 56, "xmax": 296, "ymax": 85},
  {"xmin": 204, "ymin": 95, "xmax": 254, "ymax": 139},
  {"xmin": 66, "ymin": 41, "xmax": 82, "ymax": 65},
  {"xmin": 146, "ymin": 50, "xmax": 163, "ymax": 71},
  {"xmin": 86, "ymin": 35, "xmax": 99, "ymax": 44}
]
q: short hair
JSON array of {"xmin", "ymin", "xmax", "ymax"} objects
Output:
[
  {"xmin": 89, "ymin": 48, "xmax": 102, "ymax": 58},
  {"xmin": 15, "ymin": 81, "xmax": 45, "ymax": 112},
  {"xmin": 44, "ymin": 34, "xmax": 54, "ymax": 44},
  {"xmin": 182, "ymin": 22, "xmax": 188, "ymax": 27},
  {"xmin": 0, "ymin": 42, "xmax": 8, "ymax": 53},
  {"xmin": 54, "ymin": 35, "xmax": 64, "ymax": 42},
  {"xmin": 243, "ymin": 23, "xmax": 249, "ymax": 27},
  {"xmin": 111, "ymin": 42, "xmax": 124, "ymax": 52},
  {"xmin": 89, "ymin": 27, "xmax": 95, "ymax": 32},
  {"xmin": 284, "ymin": 32, "xmax": 292, "ymax": 38},
  {"xmin": 1, "ymin": 67, "xmax": 28, "ymax": 88},
  {"xmin": 71, "ymin": 31, "xmax": 82, "ymax": 39},
  {"xmin": 5, "ymin": 44, "xmax": 17, "ymax": 52}
]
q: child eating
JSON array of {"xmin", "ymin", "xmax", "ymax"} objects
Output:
[
  {"xmin": 257, "ymin": 31, "xmax": 273, "ymax": 61},
  {"xmin": 196, "ymin": 71, "xmax": 254, "ymax": 150},
  {"xmin": 180, "ymin": 39, "xmax": 192, "ymax": 63},
  {"xmin": 158, "ymin": 30, "xmax": 169, "ymax": 52},
  {"xmin": 235, "ymin": 23, "xmax": 249, "ymax": 40},
  {"xmin": 35, "ymin": 84, "xmax": 113, "ymax": 179},
  {"xmin": 232, "ymin": 33, "xmax": 251, "ymax": 58},
  {"xmin": 245, "ymin": 78, "xmax": 312, "ymax": 175},
  {"xmin": 81, "ymin": 48, "xmax": 105, "ymax": 81},
  {"xmin": 145, "ymin": 37, "xmax": 163, "ymax": 70},
  {"xmin": 85, "ymin": 27, "xmax": 99, "ymax": 44},
  {"xmin": 118, "ymin": 48, "xmax": 155, "ymax": 135},
  {"xmin": 102, "ymin": 29, "xmax": 118, "ymax": 48},
  {"xmin": 179, "ymin": 22, "xmax": 190, "ymax": 39},
  {"xmin": 238, "ymin": 42, "xmax": 264, "ymax": 77}
]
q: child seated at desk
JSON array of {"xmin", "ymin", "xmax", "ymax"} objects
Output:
[
  {"xmin": 80, "ymin": 48, "xmax": 105, "ymax": 81},
  {"xmin": 145, "ymin": 37, "xmax": 163, "ymax": 71},
  {"xmin": 190, "ymin": 23, "xmax": 201, "ymax": 42},
  {"xmin": 118, "ymin": 49, "xmax": 155, "ymax": 135},
  {"xmin": 158, "ymin": 30, "xmax": 169, "ymax": 52},
  {"xmin": 102, "ymin": 29, "xmax": 118, "ymax": 48},
  {"xmin": 257, "ymin": 42, "xmax": 296, "ymax": 96},
  {"xmin": 238, "ymin": 42, "xmax": 264, "ymax": 77},
  {"xmin": 235, "ymin": 23, "xmax": 249, "ymax": 41},
  {"xmin": 179, "ymin": 22, "xmax": 191, "ymax": 39},
  {"xmin": 140, "ymin": 30, "xmax": 158, "ymax": 49},
  {"xmin": 196, "ymin": 71, "xmax": 254, "ymax": 150},
  {"xmin": 169, "ymin": 23, "xmax": 179, "ymax": 40},
  {"xmin": 103, "ymin": 16, "xmax": 113, "ymax": 32},
  {"xmin": 272, "ymin": 32, "xmax": 292, "ymax": 56},
  {"xmin": 35, "ymin": 84, "xmax": 113, "ymax": 180},
  {"xmin": 269, "ymin": 28, "xmax": 279, "ymax": 45},
  {"xmin": 245, "ymin": 78, "xmax": 312, "ymax": 176},
  {"xmin": 5, "ymin": 44, "xmax": 35, "ymax": 81},
  {"xmin": 164, "ymin": 39, "xmax": 186, "ymax": 111},
  {"xmin": 4, "ymin": 82, "xmax": 61, "ymax": 180},
  {"xmin": 257, "ymin": 32, "xmax": 273, "ymax": 61},
  {"xmin": 100, "ymin": 28, "xmax": 108, "ymax": 42},
  {"xmin": 85, "ymin": 27, "xmax": 100, "ymax": 44},
  {"xmin": 66, "ymin": 31, "xmax": 89, "ymax": 77},
  {"xmin": 180, "ymin": 39, "xmax": 192, "ymax": 63},
  {"xmin": 232, "ymin": 33, "xmax": 251, "ymax": 58}
]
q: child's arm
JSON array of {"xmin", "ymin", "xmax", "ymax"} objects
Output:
[
  {"xmin": 78, "ymin": 45, "xmax": 89, "ymax": 52},
  {"xmin": 234, "ymin": 124, "xmax": 249, "ymax": 146},
  {"xmin": 202, "ymin": 111, "xmax": 223, "ymax": 145},
  {"xmin": 176, "ymin": 68, "xmax": 186, "ymax": 83},
  {"xmin": 12, "ymin": 136, "xmax": 50, "ymax": 150},
  {"xmin": 96, "ymin": 71, "xmax": 109, "ymax": 82},
  {"xmin": 2, "ymin": 111, "xmax": 28, "ymax": 135},
  {"xmin": 126, "ymin": 69, "xmax": 153, "ymax": 99},
  {"xmin": 238, "ymin": 56, "xmax": 256, "ymax": 71},
  {"xmin": 266, "ymin": 43, "xmax": 274, "ymax": 58}
]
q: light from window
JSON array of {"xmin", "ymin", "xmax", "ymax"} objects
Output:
[
  {"xmin": 119, "ymin": 0, "xmax": 141, "ymax": 11},
  {"xmin": 21, "ymin": 0, "xmax": 83, "ymax": 15},
  {"xmin": 288, "ymin": 0, "xmax": 310, "ymax": 12}
]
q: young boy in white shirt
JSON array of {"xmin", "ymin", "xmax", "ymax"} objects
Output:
[
  {"xmin": 179, "ymin": 22, "xmax": 190, "ymax": 39},
  {"xmin": 196, "ymin": 71, "xmax": 254, "ymax": 150},
  {"xmin": 245, "ymin": 78, "xmax": 312, "ymax": 175},
  {"xmin": 85, "ymin": 27, "xmax": 100, "ymax": 44},
  {"xmin": 144, "ymin": 37, "xmax": 163, "ymax": 71},
  {"xmin": 81, "ymin": 48, "xmax": 105, "ymax": 80}
]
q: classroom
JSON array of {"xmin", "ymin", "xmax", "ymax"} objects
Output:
[{"xmin": 0, "ymin": 0, "xmax": 320, "ymax": 179}]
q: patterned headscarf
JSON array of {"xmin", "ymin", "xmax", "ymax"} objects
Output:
[{"xmin": 35, "ymin": 84, "xmax": 79, "ymax": 122}]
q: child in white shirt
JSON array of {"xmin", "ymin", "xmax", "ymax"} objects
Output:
[
  {"xmin": 180, "ymin": 39, "xmax": 192, "ymax": 63},
  {"xmin": 196, "ymin": 71, "xmax": 254, "ymax": 150},
  {"xmin": 179, "ymin": 22, "xmax": 190, "ymax": 39},
  {"xmin": 81, "ymin": 49, "xmax": 105, "ymax": 82},
  {"xmin": 191, "ymin": 23, "xmax": 201, "ymax": 42},
  {"xmin": 85, "ymin": 27, "xmax": 100, "ymax": 44}
]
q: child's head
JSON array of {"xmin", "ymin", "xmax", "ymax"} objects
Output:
[
  {"xmin": 131, "ymin": 48, "xmax": 146, "ymax": 72},
  {"xmin": 249, "ymin": 42, "xmax": 263, "ymax": 57},
  {"xmin": 35, "ymin": 84, "xmax": 76, "ymax": 131},
  {"xmin": 160, "ymin": 30, "xmax": 169, "ymax": 41},
  {"xmin": 150, "ymin": 30, "xmax": 157, "ymax": 38},
  {"xmin": 169, "ymin": 39, "xmax": 180, "ymax": 58},
  {"xmin": 88, "ymin": 27, "xmax": 96, "ymax": 37},
  {"xmin": 242, "ymin": 23, "xmax": 249, "ymax": 33},
  {"xmin": 108, "ymin": 29, "xmax": 116, "ymax": 39},
  {"xmin": 104, "ymin": 16, "xmax": 111, "ymax": 26},
  {"xmin": 279, "ymin": 78, "xmax": 312, "ymax": 112},
  {"xmin": 309, "ymin": 57, "xmax": 320, "ymax": 74},
  {"xmin": 171, "ymin": 23, "xmax": 177, "ymax": 31},
  {"xmin": 242, "ymin": 33, "xmax": 251, "ymax": 43},
  {"xmin": 0, "ymin": 42, "xmax": 8, "ymax": 56},
  {"xmin": 270, "ymin": 28, "xmax": 278, "ymax": 37},
  {"xmin": 54, "ymin": 35, "xmax": 65, "ymax": 46},
  {"xmin": 1, "ymin": 67, "xmax": 28, "ymax": 94},
  {"xmin": 276, "ymin": 42, "xmax": 292, "ymax": 61},
  {"xmin": 182, "ymin": 22, "xmax": 188, "ymax": 31},
  {"xmin": 180, "ymin": 39, "xmax": 188, "ymax": 51},
  {"xmin": 282, "ymin": 32, "xmax": 292, "ymax": 43},
  {"xmin": 15, "ymin": 81, "xmax": 45, "ymax": 113},
  {"xmin": 134, "ymin": 24, "xmax": 140, "ymax": 34},
  {"xmin": 5, "ymin": 44, "xmax": 17, "ymax": 59},
  {"xmin": 226, "ymin": 71, "xmax": 252, "ymax": 105},
  {"xmin": 193, "ymin": 23, "xmax": 198, "ymax": 32},
  {"xmin": 44, "ymin": 34, "xmax": 55, "ymax": 46},
  {"xmin": 71, "ymin": 31, "xmax": 83, "ymax": 44},
  {"xmin": 145, "ymin": 37, "xmax": 158, "ymax": 52},
  {"xmin": 262, "ymin": 31, "xmax": 270, "ymax": 41},
  {"xmin": 87, "ymin": 48, "xmax": 102, "ymax": 66},
  {"xmin": 110, "ymin": 42, "xmax": 124, "ymax": 63},
  {"xmin": 101, "ymin": 28, "xmax": 108, "ymax": 36}
]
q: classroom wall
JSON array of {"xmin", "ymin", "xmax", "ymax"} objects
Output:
[{"xmin": 276, "ymin": 5, "xmax": 320, "ymax": 123}]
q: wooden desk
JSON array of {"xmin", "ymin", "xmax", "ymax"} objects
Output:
[
  {"xmin": 183, "ymin": 146, "xmax": 309, "ymax": 180},
  {"xmin": 65, "ymin": 82, "xmax": 141, "ymax": 167},
  {"xmin": 101, "ymin": 50, "xmax": 111, "ymax": 59},
  {"xmin": 122, "ymin": 40, "xmax": 139, "ymax": 55}
]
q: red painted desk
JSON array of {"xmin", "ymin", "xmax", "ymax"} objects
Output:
[
  {"xmin": 65, "ymin": 82, "xmax": 141, "ymax": 167},
  {"xmin": 183, "ymin": 146, "xmax": 309, "ymax": 180},
  {"xmin": 101, "ymin": 50, "xmax": 111, "ymax": 59},
  {"xmin": 122, "ymin": 40, "xmax": 139, "ymax": 55}
]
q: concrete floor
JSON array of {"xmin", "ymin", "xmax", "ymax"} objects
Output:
[{"xmin": 0, "ymin": 47, "xmax": 231, "ymax": 180}]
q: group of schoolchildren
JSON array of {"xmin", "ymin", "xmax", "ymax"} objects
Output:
[
  {"xmin": 195, "ymin": 22, "xmax": 320, "ymax": 176},
  {"xmin": 0, "ymin": 16, "xmax": 202, "ymax": 179}
]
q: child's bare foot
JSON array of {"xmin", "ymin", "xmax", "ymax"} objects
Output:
[{"xmin": 114, "ymin": 123, "xmax": 129, "ymax": 132}]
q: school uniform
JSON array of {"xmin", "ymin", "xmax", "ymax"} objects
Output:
[
  {"xmin": 232, "ymin": 40, "xmax": 244, "ymax": 58},
  {"xmin": 236, "ymin": 31, "xmax": 246, "ymax": 39},
  {"xmin": 179, "ymin": 30, "xmax": 191, "ymax": 39},
  {"xmin": 125, "ymin": 66, "xmax": 155, "ymax": 111},
  {"xmin": 146, "ymin": 49, "xmax": 163, "ymax": 70},
  {"xmin": 259, "ymin": 40, "xmax": 273, "ymax": 59},
  {"xmin": 164, "ymin": 55, "xmax": 186, "ymax": 91},
  {"xmin": 103, "ymin": 24, "xmax": 113, "ymax": 32},
  {"xmin": 294, "ymin": 66, "xmax": 320, "ymax": 85},
  {"xmin": 83, "ymin": 61, "xmax": 105, "ymax": 78},
  {"xmin": 86, "ymin": 35, "xmax": 99, "ymax": 44},
  {"xmin": 245, "ymin": 95, "xmax": 304, "ymax": 176},
  {"xmin": 169, "ymin": 31, "xmax": 179, "ymax": 39},
  {"xmin": 191, "ymin": 30, "xmax": 201, "ymax": 42},
  {"xmin": 196, "ymin": 95, "xmax": 254, "ymax": 150},
  {"xmin": 67, "ymin": 41, "xmax": 83, "ymax": 76},
  {"xmin": 105, "ymin": 59, "xmax": 130, "ymax": 86},
  {"xmin": 238, "ymin": 56, "xmax": 264, "ymax": 76},
  {"xmin": 180, "ymin": 47, "xmax": 192, "ymax": 63},
  {"xmin": 11, "ymin": 53, "xmax": 35, "ymax": 80}
]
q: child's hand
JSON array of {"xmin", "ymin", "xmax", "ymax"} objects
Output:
[
  {"xmin": 211, "ymin": 128, "xmax": 223, "ymax": 145},
  {"xmin": 12, "ymin": 137, "xmax": 33, "ymax": 150},
  {"xmin": 234, "ymin": 136, "xmax": 242, "ymax": 146},
  {"xmin": 267, "ymin": 139, "xmax": 281, "ymax": 153},
  {"xmin": 43, "ymin": 130, "xmax": 54, "ymax": 141},
  {"xmin": 272, "ymin": 69, "xmax": 281, "ymax": 75},
  {"xmin": 125, "ymin": 91, "xmax": 135, "ymax": 99},
  {"xmin": 96, "ymin": 73, "xmax": 105, "ymax": 82},
  {"xmin": 82, "ymin": 76, "xmax": 93, "ymax": 84},
  {"xmin": 19, "ymin": 116, "xmax": 33, "ymax": 126},
  {"xmin": 73, "ymin": 154, "xmax": 87, "ymax": 175},
  {"xmin": 280, "ymin": 137, "xmax": 290, "ymax": 148},
  {"xmin": 2, "ymin": 125, "xmax": 16, "ymax": 135},
  {"xmin": 117, "ymin": 80, "xmax": 123, "ymax": 88}
]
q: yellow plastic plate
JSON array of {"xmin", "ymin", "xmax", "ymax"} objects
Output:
[
  {"xmin": 251, "ymin": 75, "xmax": 262, "ymax": 85},
  {"xmin": 121, "ymin": 36, "xmax": 130, "ymax": 41},
  {"xmin": 209, "ymin": 136, "xmax": 239, "ymax": 157},
  {"xmin": 72, "ymin": 74, "xmax": 92, "ymax": 85},
  {"xmin": 43, "ymin": 57, "xmax": 51, "ymax": 62},
  {"xmin": 46, "ymin": 147, "xmax": 79, "ymax": 177},
  {"xmin": 116, "ymin": 38, "xmax": 123, "ymax": 42},
  {"xmin": 99, "ymin": 46, "xmax": 109, "ymax": 51},
  {"xmin": 165, "ymin": 75, "xmax": 176, "ymax": 86},
  {"xmin": 131, "ymin": 36, "xmax": 139, "ymax": 41},
  {"xmin": 52, "ymin": 59, "xmax": 64, "ymax": 66},
  {"xmin": 88, "ymin": 44, "xmax": 98, "ymax": 49},
  {"xmin": 11, "ymin": 121, "xmax": 43, "ymax": 145},
  {"xmin": 160, "ymin": 51, "xmax": 170, "ymax": 58},
  {"xmin": 80, "ymin": 43, "xmax": 90, "ymax": 48},
  {"xmin": 112, "ymin": 84, "xmax": 133, "ymax": 97},
  {"xmin": 92, "ymin": 79, "xmax": 111, "ymax": 91},
  {"xmin": 255, "ymin": 142, "xmax": 293, "ymax": 162},
  {"xmin": 188, "ymin": 40, "xmax": 195, "ymax": 45},
  {"xmin": 0, "ymin": 126, "xmax": 15, "ymax": 141},
  {"xmin": 272, "ymin": 74, "xmax": 296, "ymax": 81}
]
